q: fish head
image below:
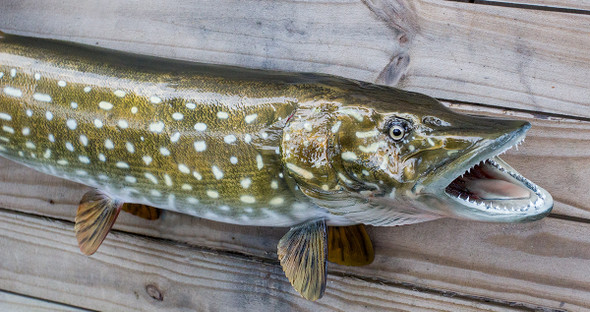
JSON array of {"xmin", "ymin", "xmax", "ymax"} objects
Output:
[{"xmin": 283, "ymin": 88, "xmax": 552, "ymax": 225}]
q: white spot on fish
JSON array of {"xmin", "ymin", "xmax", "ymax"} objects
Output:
[
  {"xmin": 181, "ymin": 184, "xmax": 192, "ymax": 191},
  {"xmin": 34, "ymin": 93, "xmax": 52, "ymax": 102},
  {"xmin": 105, "ymin": 139, "xmax": 114, "ymax": 149},
  {"xmin": 240, "ymin": 195, "xmax": 256, "ymax": 204},
  {"xmin": 408, "ymin": 145, "xmax": 415, "ymax": 152},
  {"xmin": 286, "ymin": 163, "xmax": 314, "ymax": 179},
  {"xmin": 3, "ymin": 87, "xmax": 22, "ymax": 98},
  {"xmin": 270, "ymin": 180, "xmax": 278, "ymax": 189},
  {"xmin": 186, "ymin": 103, "xmax": 196, "ymax": 109},
  {"xmin": 84, "ymin": 86, "xmax": 92, "ymax": 93},
  {"xmin": 131, "ymin": 107, "xmax": 138, "ymax": 114},
  {"xmin": 93, "ymin": 119, "xmax": 103, "ymax": 128},
  {"xmin": 194, "ymin": 123, "xmax": 207, "ymax": 131},
  {"xmin": 34, "ymin": 73, "xmax": 40, "ymax": 80},
  {"xmin": 114, "ymin": 90, "xmax": 126, "ymax": 97},
  {"xmin": 359, "ymin": 141, "xmax": 386, "ymax": 153},
  {"xmin": 99, "ymin": 101, "xmax": 113, "ymax": 110},
  {"xmin": 244, "ymin": 134, "xmax": 252, "ymax": 143},
  {"xmin": 150, "ymin": 189, "xmax": 162, "ymax": 197},
  {"xmin": 76, "ymin": 170, "xmax": 88, "ymax": 176},
  {"xmin": 0, "ymin": 136, "xmax": 8, "ymax": 143},
  {"xmin": 341, "ymin": 151, "xmax": 358, "ymax": 161},
  {"xmin": 240, "ymin": 178, "xmax": 251, "ymax": 189},
  {"xmin": 212, "ymin": 166, "xmax": 224, "ymax": 180},
  {"xmin": 219, "ymin": 205, "xmax": 230, "ymax": 211},
  {"xmin": 43, "ymin": 149, "xmax": 51, "ymax": 159},
  {"xmin": 303, "ymin": 122, "xmax": 313, "ymax": 131},
  {"xmin": 125, "ymin": 176, "xmax": 137, "ymax": 183},
  {"xmin": 25, "ymin": 141, "xmax": 35, "ymax": 149},
  {"xmin": 338, "ymin": 172, "xmax": 353, "ymax": 184},
  {"xmin": 26, "ymin": 109, "xmax": 33, "ymax": 117},
  {"xmin": 185, "ymin": 197, "xmax": 198, "ymax": 205},
  {"xmin": 172, "ymin": 112, "xmax": 184, "ymax": 120},
  {"xmin": 66, "ymin": 119, "xmax": 77, "ymax": 130},
  {"xmin": 256, "ymin": 154, "xmax": 264, "ymax": 170},
  {"xmin": 170, "ymin": 132, "xmax": 180, "ymax": 143},
  {"xmin": 48, "ymin": 134, "xmax": 55, "ymax": 142},
  {"xmin": 356, "ymin": 130, "xmax": 380, "ymax": 138},
  {"xmin": 279, "ymin": 173, "xmax": 284, "ymax": 178},
  {"xmin": 57, "ymin": 159, "xmax": 68, "ymax": 165},
  {"xmin": 178, "ymin": 164, "xmax": 190, "ymax": 174},
  {"xmin": 207, "ymin": 190, "xmax": 219, "ymax": 199},
  {"xmin": 126, "ymin": 142, "xmax": 135, "ymax": 153},
  {"xmin": 2, "ymin": 126, "xmax": 14, "ymax": 134},
  {"xmin": 194, "ymin": 141, "xmax": 206, "ymax": 152},
  {"xmin": 245, "ymin": 114, "xmax": 257, "ymax": 124},
  {"xmin": 427, "ymin": 138, "xmax": 435, "ymax": 146},
  {"xmin": 10, "ymin": 69, "xmax": 16, "ymax": 77},
  {"xmin": 339, "ymin": 108, "xmax": 364, "ymax": 122},
  {"xmin": 78, "ymin": 155, "xmax": 90, "ymax": 164},
  {"xmin": 164, "ymin": 174, "xmax": 173, "ymax": 186},
  {"xmin": 322, "ymin": 184, "xmax": 330, "ymax": 191},
  {"xmin": 193, "ymin": 171, "xmax": 202, "ymax": 180},
  {"xmin": 118, "ymin": 120, "xmax": 129, "ymax": 129},
  {"xmin": 149, "ymin": 121, "xmax": 164, "ymax": 133},
  {"xmin": 57, "ymin": 80, "xmax": 66, "ymax": 87},
  {"xmin": 98, "ymin": 174, "xmax": 109, "ymax": 180},
  {"xmin": 230, "ymin": 156, "xmax": 238, "ymax": 164},
  {"xmin": 70, "ymin": 102, "xmax": 78, "ymax": 109},
  {"xmin": 98, "ymin": 153, "xmax": 106, "ymax": 162},
  {"xmin": 142, "ymin": 155, "xmax": 152, "ymax": 165},
  {"xmin": 362, "ymin": 169, "xmax": 370, "ymax": 176},
  {"xmin": 144, "ymin": 173, "xmax": 158, "ymax": 184},
  {"xmin": 79, "ymin": 135, "xmax": 88, "ymax": 146},
  {"xmin": 159, "ymin": 147, "xmax": 170, "ymax": 156},
  {"xmin": 269, "ymin": 197, "xmax": 284, "ymax": 206},
  {"xmin": 65, "ymin": 142, "xmax": 74, "ymax": 152},
  {"xmin": 21, "ymin": 127, "xmax": 30, "ymax": 136},
  {"xmin": 116, "ymin": 161, "xmax": 130, "ymax": 169},
  {"xmin": 261, "ymin": 132, "xmax": 269, "ymax": 139},
  {"xmin": 150, "ymin": 96, "xmax": 162, "ymax": 104},
  {"xmin": 217, "ymin": 111, "xmax": 229, "ymax": 119},
  {"xmin": 331, "ymin": 121, "xmax": 342, "ymax": 133},
  {"xmin": 224, "ymin": 135, "xmax": 237, "ymax": 144}
]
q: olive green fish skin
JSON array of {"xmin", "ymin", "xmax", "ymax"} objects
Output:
[{"xmin": 0, "ymin": 34, "xmax": 552, "ymax": 227}]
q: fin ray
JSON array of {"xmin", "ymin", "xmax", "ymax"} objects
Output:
[
  {"xmin": 328, "ymin": 224, "xmax": 374, "ymax": 266},
  {"xmin": 277, "ymin": 219, "xmax": 327, "ymax": 301},
  {"xmin": 121, "ymin": 203, "xmax": 160, "ymax": 220},
  {"xmin": 74, "ymin": 189, "xmax": 123, "ymax": 255}
]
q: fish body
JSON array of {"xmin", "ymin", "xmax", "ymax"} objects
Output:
[{"xmin": 0, "ymin": 33, "xmax": 553, "ymax": 300}]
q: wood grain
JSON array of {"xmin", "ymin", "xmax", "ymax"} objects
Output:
[
  {"xmin": 0, "ymin": 0, "xmax": 588, "ymax": 117},
  {"xmin": 0, "ymin": 291, "xmax": 88, "ymax": 312},
  {"xmin": 0, "ymin": 209, "xmax": 526, "ymax": 312},
  {"xmin": 477, "ymin": 0, "xmax": 590, "ymax": 11}
]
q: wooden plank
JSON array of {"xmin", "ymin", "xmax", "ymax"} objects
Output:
[
  {"xmin": 0, "ymin": 0, "xmax": 588, "ymax": 117},
  {"xmin": 0, "ymin": 290, "xmax": 88, "ymax": 312},
  {"xmin": 0, "ymin": 209, "xmax": 524, "ymax": 312}
]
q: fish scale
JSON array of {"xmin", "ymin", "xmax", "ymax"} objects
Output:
[{"xmin": 0, "ymin": 35, "xmax": 325, "ymax": 226}]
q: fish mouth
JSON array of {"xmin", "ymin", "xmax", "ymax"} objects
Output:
[
  {"xmin": 444, "ymin": 156, "xmax": 552, "ymax": 220},
  {"xmin": 419, "ymin": 123, "xmax": 553, "ymax": 221}
]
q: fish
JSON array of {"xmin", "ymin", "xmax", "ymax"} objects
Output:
[{"xmin": 0, "ymin": 32, "xmax": 553, "ymax": 301}]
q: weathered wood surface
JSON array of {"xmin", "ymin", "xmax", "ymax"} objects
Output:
[
  {"xmin": 0, "ymin": 290, "xmax": 88, "ymax": 312},
  {"xmin": 0, "ymin": 0, "xmax": 588, "ymax": 311},
  {"xmin": 477, "ymin": 0, "xmax": 590, "ymax": 11},
  {"xmin": 0, "ymin": 0, "xmax": 589, "ymax": 117},
  {"xmin": 0, "ymin": 209, "xmax": 528, "ymax": 312}
]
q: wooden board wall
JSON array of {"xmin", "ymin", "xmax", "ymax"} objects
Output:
[{"xmin": 0, "ymin": 0, "xmax": 588, "ymax": 311}]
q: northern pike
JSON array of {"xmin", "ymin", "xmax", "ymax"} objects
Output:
[{"xmin": 0, "ymin": 33, "xmax": 553, "ymax": 300}]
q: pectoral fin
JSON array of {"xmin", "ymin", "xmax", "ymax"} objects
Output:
[
  {"xmin": 328, "ymin": 224, "xmax": 374, "ymax": 266},
  {"xmin": 121, "ymin": 203, "xmax": 160, "ymax": 220},
  {"xmin": 277, "ymin": 219, "xmax": 327, "ymax": 301},
  {"xmin": 74, "ymin": 189, "xmax": 123, "ymax": 256}
]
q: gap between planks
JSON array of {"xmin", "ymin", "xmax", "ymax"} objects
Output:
[
  {"xmin": 0, "ymin": 208, "xmax": 535, "ymax": 312},
  {"xmin": 0, "ymin": 290, "xmax": 92, "ymax": 312}
]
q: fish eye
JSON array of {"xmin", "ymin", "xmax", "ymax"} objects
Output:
[{"xmin": 388, "ymin": 124, "xmax": 406, "ymax": 141}]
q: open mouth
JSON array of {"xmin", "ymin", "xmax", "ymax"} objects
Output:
[{"xmin": 444, "ymin": 156, "xmax": 550, "ymax": 214}]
